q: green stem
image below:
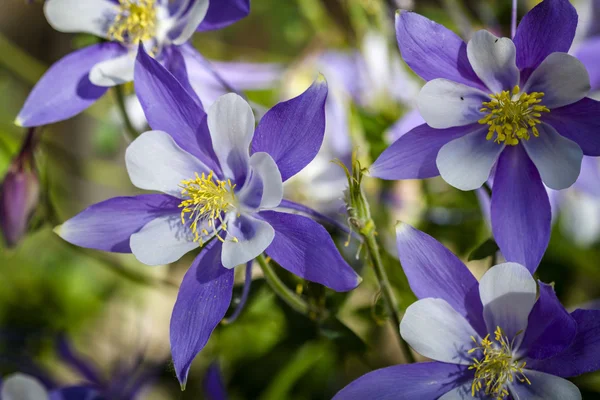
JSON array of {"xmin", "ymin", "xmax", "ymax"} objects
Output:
[
  {"xmin": 256, "ymin": 254, "xmax": 310, "ymax": 315},
  {"xmin": 113, "ymin": 85, "xmax": 139, "ymax": 141}
]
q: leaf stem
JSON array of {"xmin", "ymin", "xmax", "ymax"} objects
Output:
[{"xmin": 112, "ymin": 85, "xmax": 140, "ymax": 141}]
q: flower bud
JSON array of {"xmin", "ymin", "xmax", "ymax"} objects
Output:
[{"xmin": 0, "ymin": 166, "xmax": 40, "ymax": 247}]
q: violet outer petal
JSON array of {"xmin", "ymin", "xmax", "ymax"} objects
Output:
[
  {"xmin": 251, "ymin": 78, "xmax": 328, "ymax": 182},
  {"xmin": 544, "ymin": 97, "xmax": 600, "ymax": 156},
  {"xmin": 491, "ymin": 146, "xmax": 551, "ymax": 273},
  {"xmin": 260, "ymin": 210, "xmax": 360, "ymax": 292},
  {"xmin": 513, "ymin": 0, "xmax": 578, "ymax": 82},
  {"xmin": 55, "ymin": 194, "xmax": 180, "ymax": 253},
  {"xmin": 332, "ymin": 362, "xmax": 470, "ymax": 400},
  {"xmin": 170, "ymin": 240, "xmax": 234, "ymax": 387},
  {"xmin": 16, "ymin": 43, "xmax": 126, "ymax": 127},
  {"xmin": 49, "ymin": 387, "xmax": 102, "ymax": 400},
  {"xmin": 196, "ymin": 0, "xmax": 249, "ymax": 32},
  {"xmin": 162, "ymin": 46, "xmax": 203, "ymax": 105},
  {"xmin": 203, "ymin": 362, "xmax": 228, "ymax": 400},
  {"xmin": 576, "ymin": 37, "xmax": 600, "ymax": 91}
]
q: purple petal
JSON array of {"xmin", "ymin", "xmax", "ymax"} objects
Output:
[
  {"xmin": 203, "ymin": 362, "xmax": 228, "ymax": 400},
  {"xmin": 491, "ymin": 146, "xmax": 551, "ymax": 273},
  {"xmin": 577, "ymin": 37, "xmax": 600, "ymax": 91},
  {"xmin": 513, "ymin": 0, "xmax": 578, "ymax": 82},
  {"xmin": 520, "ymin": 282, "xmax": 577, "ymax": 360},
  {"xmin": 162, "ymin": 46, "xmax": 203, "ymax": 105},
  {"xmin": 395, "ymin": 11, "xmax": 484, "ymax": 89},
  {"xmin": 223, "ymin": 261, "xmax": 252, "ymax": 324},
  {"xmin": 16, "ymin": 43, "xmax": 125, "ymax": 127},
  {"xmin": 55, "ymin": 194, "xmax": 180, "ymax": 253},
  {"xmin": 251, "ymin": 78, "xmax": 328, "ymax": 182},
  {"xmin": 545, "ymin": 97, "xmax": 600, "ymax": 156},
  {"xmin": 396, "ymin": 223, "xmax": 486, "ymax": 336},
  {"xmin": 196, "ymin": 0, "xmax": 249, "ymax": 32},
  {"xmin": 332, "ymin": 362, "xmax": 470, "ymax": 400},
  {"xmin": 170, "ymin": 241, "xmax": 234, "ymax": 387},
  {"xmin": 370, "ymin": 123, "xmax": 473, "ymax": 180},
  {"xmin": 134, "ymin": 45, "xmax": 220, "ymax": 172},
  {"xmin": 50, "ymin": 387, "xmax": 102, "ymax": 400},
  {"xmin": 385, "ymin": 108, "xmax": 425, "ymax": 143},
  {"xmin": 260, "ymin": 210, "xmax": 360, "ymax": 292}
]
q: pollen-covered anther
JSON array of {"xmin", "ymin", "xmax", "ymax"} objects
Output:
[
  {"xmin": 468, "ymin": 326, "xmax": 530, "ymax": 399},
  {"xmin": 107, "ymin": 0, "xmax": 158, "ymax": 45},
  {"xmin": 478, "ymin": 85, "xmax": 550, "ymax": 146},
  {"xmin": 178, "ymin": 171, "xmax": 237, "ymax": 244}
]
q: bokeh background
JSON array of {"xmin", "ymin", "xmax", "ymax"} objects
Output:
[{"xmin": 1, "ymin": 0, "xmax": 600, "ymax": 398}]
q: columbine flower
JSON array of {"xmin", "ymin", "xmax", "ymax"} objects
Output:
[
  {"xmin": 16, "ymin": 0, "xmax": 250, "ymax": 127},
  {"xmin": 371, "ymin": 0, "xmax": 600, "ymax": 272},
  {"xmin": 334, "ymin": 224, "xmax": 600, "ymax": 400},
  {"xmin": 54, "ymin": 47, "xmax": 360, "ymax": 387}
]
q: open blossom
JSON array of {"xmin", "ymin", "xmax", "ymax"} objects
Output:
[
  {"xmin": 371, "ymin": 0, "xmax": 600, "ymax": 273},
  {"xmin": 16, "ymin": 0, "xmax": 250, "ymax": 127},
  {"xmin": 54, "ymin": 46, "xmax": 359, "ymax": 386},
  {"xmin": 334, "ymin": 224, "xmax": 600, "ymax": 400}
]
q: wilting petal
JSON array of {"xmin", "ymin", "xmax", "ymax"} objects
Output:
[
  {"xmin": 478, "ymin": 263, "xmax": 537, "ymax": 347},
  {"xmin": 395, "ymin": 11, "xmax": 484, "ymax": 89},
  {"xmin": 418, "ymin": 79, "xmax": 488, "ymax": 129},
  {"xmin": 89, "ymin": 52, "xmax": 136, "ymax": 87},
  {"xmin": 16, "ymin": 43, "xmax": 125, "ymax": 127},
  {"xmin": 251, "ymin": 78, "xmax": 328, "ymax": 182},
  {"xmin": 545, "ymin": 97, "xmax": 600, "ymax": 156},
  {"xmin": 400, "ymin": 298, "xmax": 479, "ymax": 365},
  {"xmin": 237, "ymin": 152, "xmax": 283, "ymax": 211},
  {"xmin": 2, "ymin": 374, "xmax": 47, "ymax": 400},
  {"xmin": 466, "ymin": 30, "xmax": 519, "ymax": 93},
  {"xmin": 55, "ymin": 194, "xmax": 180, "ymax": 253},
  {"xmin": 332, "ymin": 362, "xmax": 469, "ymax": 400},
  {"xmin": 221, "ymin": 213, "xmax": 274, "ymax": 269},
  {"xmin": 260, "ymin": 211, "xmax": 359, "ymax": 292},
  {"xmin": 171, "ymin": 241, "xmax": 234, "ymax": 386},
  {"xmin": 491, "ymin": 146, "xmax": 550, "ymax": 273},
  {"xmin": 519, "ymin": 282, "xmax": 577, "ymax": 360},
  {"xmin": 576, "ymin": 37, "xmax": 600, "ymax": 90},
  {"xmin": 203, "ymin": 363, "xmax": 228, "ymax": 400},
  {"xmin": 172, "ymin": 0, "xmax": 209, "ymax": 45},
  {"xmin": 370, "ymin": 123, "xmax": 471, "ymax": 180},
  {"xmin": 508, "ymin": 370, "xmax": 581, "ymax": 400},
  {"xmin": 522, "ymin": 53, "xmax": 590, "ymax": 109},
  {"xmin": 513, "ymin": 0, "xmax": 578, "ymax": 82},
  {"xmin": 197, "ymin": 0, "xmax": 250, "ymax": 31},
  {"xmin": 44, "ymin": 0, "xmax": 117, "ymax": 38},
  {"xmin": 125, "ymin": 130, "xmax": 209, "ymax": 196}
]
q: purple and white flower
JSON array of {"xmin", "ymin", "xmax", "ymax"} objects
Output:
[
  {"xmin": 334, "ymin": 224, "xmax": 600, "ymax": 400},
  {"xmin": 371, "ymin": 0, "xmax": 600, "ymax": 272},
  {"xmin": 16, "ymin": 0, "xmax": 250, "ymax": 127},
  {"xmin": 54, "ymin": 46, "xmax": 360, "ymax": 386}
]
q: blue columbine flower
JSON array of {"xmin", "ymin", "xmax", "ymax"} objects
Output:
[
  {"xmin": 54, "ymin": 46, "xmax": 360, "ymax": 387},
  {"xmin": 334, "ymin": 224, "xmax": 600, "ymax": 400},
  {"xmin": 15, "ymin": 0, "xmax": 250, "ymax": 127},
  {"xmin": 370, "ymin": 0, "xmax": 600, "ymax": 273}
]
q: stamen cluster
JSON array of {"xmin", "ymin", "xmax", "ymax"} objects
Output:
[
  {"xmin": 107, "ymin": 0, "xmax": 157, "ymax": 45},
  {"xmin": 478, "ymin": 86, "xmax": 550, "ymax": 146}
]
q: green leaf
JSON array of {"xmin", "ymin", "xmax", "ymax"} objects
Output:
[{"xmin": 468, "ymin": 238, "xmax": 499, "ymax": 261}]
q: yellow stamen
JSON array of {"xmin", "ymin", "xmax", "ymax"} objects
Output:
[
  {"xmin": 178, "ymin": 171, "xmax": 237, "ymax": 244},
  {"xmin": 478, "ymin": 85, "xmax": 550, "ymax": 146},
  {"xmin": 468, "ymin": 327, "xmax": 530, "ymax": 399},
  {"xmin": 107, "ymin": 0, "xmax": 157, "ymax": 45}
]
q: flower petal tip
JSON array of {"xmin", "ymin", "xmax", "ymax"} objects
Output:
[
  {"xmin": 53, "ymin": 224, "xmax": 64, "ymax": 237},
  {"xmin": 395, "ymin": 221, "xmax": 413, "ymax": 237},
  {"xmin": 14, "ymin": 117, "xmax": 23, "ymax": 127},
  {"xmin": 315, "ymin": 73, "xmax": 327, "ymax": 86}
]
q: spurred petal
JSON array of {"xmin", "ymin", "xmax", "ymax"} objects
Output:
[
  {"xmin": 237, "ymin": 152, "xmax": 283, "ymax": 211},
  {"xmin": 16, "ymin": 43, "xmax": 125, "ymax": 127},
  {"xmin": 370, "ymin": 123, "xmax": 471, "ymax": 180},
  {"xmin": 170, "ymin": 241, "xmax": 234, "ymax": 387},
  {"xmin": 221, "ymin": 213, "xmax": 274, "ymax": 269},
  {"xmin": 197, "ymin": 0, "xmax": 250, "ymax": 31},
  {"xmin": 545, "ymin": 97, "xmax": 600, "ymax": 156},
  {"xmin": 395, "ymin": 11, "xmax": 484, "ymax": 88},
  {"xmin": 514, "ymin": 0, "xmax": 578, "ymax": 82},
  {"xmin": 44, "ymin": 0, "xmax": 117, "ymax": 38},
  {"xmin": 172, "ymin": 0, "xmax": 209, "ymax": 45},
  {"xmin": 2, "ymin": 374, "xmax": 47, "ymax": 400},
  {"xmin": 203, "ymin": 363, "xmax": 228, "ymax": 400},
  {"xmin": 491, "ymin": 146, "xmax": 551, "ymax": 273},
  {"xmin": 332, "ymin": 362, "xmax": 469, "ymax": 400},
  {"xmin": 251, "ymin": 78, "xmax": 328, "ymax": 182},
  {"xmin": 396, "ymin": 223, "xmax": 486, "ymax": 335},
  {"xmin": 508, "ymin": 370, "xmax": 581, "ymax": 400},
  {"xmin": 55, "ymin": 194, "xmax": 180, "ymax": 253},
  {"xmin": 89, "ymin": 52, "xmax": 135, "ymax": 86},
  {"xmin": 576, "ymin": 37, "xmax": 600, "ymax": 91},
  {"xmin": 261, "ymin": 210, "xmax": 359, "ymax": 292}
]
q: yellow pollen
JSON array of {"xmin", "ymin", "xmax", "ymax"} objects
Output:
[
  {"xmin": 107, "ymin": 0, "xmax": 157, "ymax": 45},
  {"xmin": 468, "ymin": 326, "xmax": 531, "ymax": 400},
  {"xmin": 178, "ymin": 171, "xmax": 237, "ymax": 245},
  {"xmin": 478, "ymin": 85, "xmax": 550, "ymax": 146}
]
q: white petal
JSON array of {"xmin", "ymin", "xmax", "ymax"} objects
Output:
[
  {"xmin": 508, "ymin": 370, "xmax": 582, "ymax": 400},
  {"xmin": 44, "ymin": 0, "xmax": 117, "ymax": 38},
  {"xmin": 417, "ymin": 79, "xmax": 489, "ymax": 129},
  {"xmin": 237, "ymin": 152, "xmax": 283, "ymax": 211},
  {"xmin": 221, "ymin": 213, "xmax": 274, "ymax": 269},
  {"xmin": 523, "ymin": 123, "xmax": 583, "ymax": 190},
  {"xmin": 522, "ymin": 52, "xmax": 590, "ymax": 109},
  {"xmin": 466, "ymin": 30, "xmax": 519, "ymax": 93},
  {"xmin": 172, "ymin": 0, "xmax": 209, "ymax": 45},
  {"xmin": 436, "ymin": 128, "xmax": 504, "ymax": 191},
  {"xmin": 438, "ymin": 382, "xmax": 473, "ymax": 400},
  {"xmin": 1, "ymin": 374, "xmax": 48, "ymax": 400},
  {"xmin": 400, "ymin": 298, "xmax": 479, "ymax": 365},
  {"xmin": 125, "ymin": 130, "xmax": 209, "ymax": 197},
  {"xmin": 89, "ymin": 53, "xmax": 135, "ymax": 87},
  {"xmin": 479, "ymin": 263, "xmax": 536, "ymax": 348},
  {"xmin": 130, "ymin": 214, "xmax": 199, "ymax": 265}
]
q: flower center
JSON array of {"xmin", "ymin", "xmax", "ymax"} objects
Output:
[
  {"xmin": 178, "ymin": 171, "xmax": 237, "ymax": 244},
  {"xmin": 468, "ymin": 327, "xmax": 530, "ymax": 399},
  {"xmin": 478, "ymin": 86, "xmax": 550, "ymax": 146},
  {"xmin": 107, "ymin": 0, "xmax": 157, "ymax": 45}
]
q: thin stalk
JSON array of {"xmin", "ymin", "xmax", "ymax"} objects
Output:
[
  {"xmin": 113, "ymin": 85, "xmax": 139, "ymax": 141},
  {"xmin": 511, "ymin": 0, "xmax": 518, "ymax": 38},
  {"xmin": 256, "ymin": 254, "xmax": 310, "ymax": 315}
]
